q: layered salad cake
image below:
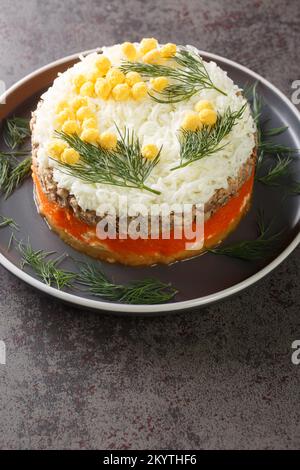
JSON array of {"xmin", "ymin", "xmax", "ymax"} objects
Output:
[{"xmin": 31, "ymin": 39, "xmax": 257, "ymax": 265}]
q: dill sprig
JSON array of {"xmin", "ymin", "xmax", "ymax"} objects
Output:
[
  {"xmin": 209, "ymin": 212, "xmax": 282, "ymax": 261},
  {"xmin": 77, "ymin": 263, "xmax": 177, "ymax": 304},
  {"xmin": 246, "ymin": 83, "xmax": 299, "ymax": 194},
  {"xmin": 258, "ymin": 140, "xmax": 295, "ymax": 155},
  {"xmin": 0, "ymin": 215, "xmax": 19, "ymax": 230},
  {"xmin": 0, "ymin": 155, "xmax": 32, "ymax": 198},
  {"xmin": 172, "ymin": 104, "xmax": 246, "ymax": 170},
  {"xmin": 3, "ymin": 117, "xmax": 31, "ymax": 150},
  {"xmin": 1, "ymin": 156, "xmax": 32, "ymax": 198},
  {"xmin": 120, "ymin": 48, "xmax": 226, "ymax": 103},
  {"xmin": 7, "ymin": 232, "xmax": 16, "ymax": 251},
  {"xmin": 0, "ymin": 155, "xmax": 11, "ymax": 191},
  {"xmin": 55, "ymin": 127, "xmax": 161, "ymax": 195},
  {"xmin": 249, "ymin": 82, "xmax": 262, "ymax": 125},
  {"xmin": 257, "ymin": 154, "xmax": 292, "ymax": 186},
  {"xmin": 263, "ymin": 126, "xmax": 288, "ymax": 137},
  {"xmin": 246, "ymin": 83, "xmax": 297, "ymax": 157},
  {"xmin": 0, "ymin": 150, "xmax": 30, "ymax": 158},
  {"xmin": 0, "ymin": 117, "xmax": 31, "ymax": 198},
  {"xmin": 19, "ymin": 241, "xmax": 76, "ymax": 290},
  {"xmin": 288, "ymin": 181, "xmax": 300, "ymax": 195}
]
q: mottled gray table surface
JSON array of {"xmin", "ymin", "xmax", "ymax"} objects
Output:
[{"xmin": 0, "ymin": 0, "xmax": 299, "ymax": 450}]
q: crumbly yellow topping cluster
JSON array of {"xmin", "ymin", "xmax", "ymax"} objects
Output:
[
  {"xmin": 181, "ymin": 100, "xmax": 218, "ymax": 131},
  {"xmin": 47, "ymin": 40, "xmax": 216, "ymax": 165},
  {"xmin": 48, "ymin": 95, "xmax": 119, "ymax": 164},
  {"xmin": 72, "ymin": 38, "xmax": 176, "ymax": 103},
  {"xmin": 47, "ymin": 39, "xmax": 176, "ymax": 164}
]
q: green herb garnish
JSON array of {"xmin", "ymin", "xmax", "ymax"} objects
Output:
[
  {"xmin": 55, "ymin": 126, "xmax": 161, "ymax": 195},
  {"xmin": 288, "ymin": 181, "xmax": 300, "ymax": 195},
  {"xmin": 209, "ymin": 213, "xmax": 282, "ymax": 261},
  {"xmin": 246, "ymin": 83, "xmax": 297, "ymax": 157},
  {"xmin": 249, "ymin": 81, "xmax": 262, "ymax": 125},
  {"xmin": 19, "ymin": 242, "xmax": 76, "ymax": 289},
  {"xmin": 77, "ymin": 263, "xmax": 177, "ymax": 304},
  {"xmin": 263, "ymin": 126, "xmax": 288, "ymax": 137},
  {"xmin": 1, "ymin": 156, "xmax": 32, "ymax": 198},
  {"xmin": 0, "ymin": 155, "xmax": 11, "ymax": 192},
  {"xmin": 172, "ymin": 105, "xmax": 246, "ymax": 170},
  {"xmin": 0, "ymin": 116, "xmax": 31, "ymax": 198},
  {"xmin": 3, "ymin": 117, "xmax": 31, "ymax": 150},
  {"xmin": 17, "ymin": 240, "xmax": 177, "ymax": 302},
  {"xmin": 0, "ymin": 215, "xmax": 19, "ymax": 230},
  {"xmin": 0, "ymin": 150, "xmax": 30, "ymax": 158},
  {"xmin": 120, "ymin": 48, "xmax": 226, "ymax": 103},
  {"xmin": 0, "ymin": 155, "xmax": 32, "ymax": 198},
  {"xmin": 258, "ymin": 140, "xmax": 295, "ymax": 155},
  {"xmin": 256, "ymin": 154, "xmax": 292, "ymax": 186},
  {"xmin": 7, "ymin": 232, "xmax": 15, "ymax": 251}
]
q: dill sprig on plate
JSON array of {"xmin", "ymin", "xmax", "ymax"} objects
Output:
[
  {"xmin": 209, "ymin": 212, "xmax": 282, "ymax": 261},
  {"xmin": 0, "ymin": 155, "xmax": 10, "ymax": 191},
  {"xmin": 263, "ymin": 126, "xmax": 289, "ymax": 137},
  {"xmin": 172, "ymin": 104, "xmax": 246, "ymax": 170},
  {"xmin": 19, "ymin": 241, "xmax": 76, "ymax": 290},
  {"xmin": 245, "ymin": 83, "xmax": 299, "ymax": 192},
  {"xmin": 0, "ymin": 117, "xmax": 32, "ymax": 198},
  {"xmin": 288, "ymin": 181, "xmax": 300, "ymax": 195},
  {"xmin": 77, "ymin": 263, "xmax": 177, "ymax": 304},
  {"xmin": 258, "ymin": 140, "xmax": 296, "ymax": 155},
  {"xmin": 246, "ymin": 83, "xmax": 296, "ymax": 157},
  {"xmin": 120, "ymin": 48, "xmax": 226, "ymax": 103},
  {"xmin": 0, "ymin": 150, "xmax": 30, "ymax": 158},
  {"xmin": 3, "ymin": 117, "xmax": 31, "ymax": 150},
  {"xmin": 256, "ymin": 154, "xmax": 292, "ymax": 186},
  {"xmin": 0, "ymin": 214, "xmax": 19, "ymax": 230},
  {"xmin": 55, "ymin": 126, "xmax": 161, "ymax": 195},
  {"xmin": 0, "ymin": 153, "xmax": 32, "ymax": 198},
  {"xmin": 1, "ymin": 156, "xmax": 32, "ymax": 198},
  {"xmin": 17, "ymin": 239, "xmax": 177, "ymax": 303}
]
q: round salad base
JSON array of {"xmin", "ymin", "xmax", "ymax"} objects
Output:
[{"xmin": 33, "ymin": 162, "xmax": 255, "ymax": 266}]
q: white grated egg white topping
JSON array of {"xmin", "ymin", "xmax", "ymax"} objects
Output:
[{"xmin": 33, "ymin": 44, "xmax": 256, "ymax": 216}]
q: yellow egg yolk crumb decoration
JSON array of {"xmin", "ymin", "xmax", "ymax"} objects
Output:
[
  {"xmin": 181, "ymin": 100, "xmax": 218, "ymax": 130},
  {"xmin": 141, "ymin": 144, "xmax": 159, "ymax": 160}
]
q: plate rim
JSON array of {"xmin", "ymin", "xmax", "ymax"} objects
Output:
[{"xmin": 0, "ymin": 48, "xmax": 299, "ymax": 314}]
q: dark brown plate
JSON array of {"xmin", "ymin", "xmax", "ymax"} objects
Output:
[{"xmin": 0, "ymin": 49, "xmax": 299, "ymax": 314}]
